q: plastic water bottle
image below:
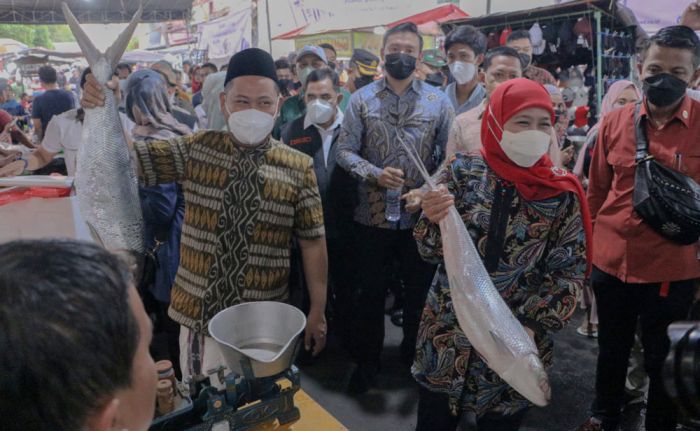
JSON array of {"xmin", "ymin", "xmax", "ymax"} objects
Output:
[{"xmin": 385, "ymin": 187, "xmax": 402, "ymax": 222}]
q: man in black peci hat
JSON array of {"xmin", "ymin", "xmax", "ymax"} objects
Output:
[{"xmin": 82, "ymin": 48, "xmax": 329, "ymax": 386}]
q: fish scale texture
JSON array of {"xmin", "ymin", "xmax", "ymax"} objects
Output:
[
  {"xmin": 441, "ymin": 206, "xmax": 542, "ymax": 377},
  {"xmin": 75, "ymin": 78, "xmax": 143, "ymax": 253}
]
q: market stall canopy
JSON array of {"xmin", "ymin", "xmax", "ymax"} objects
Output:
[
  {"xmin": 273, "ymin": 3, "xmax": 469, "ymax": 40},
  {"xmin": 442, "ymin": 0, "xmax": 616, "ymax": 33},
  {"xmin": 0, "ymin": 38, "xmax": 27, "ymax": 54},
  {"xmin": 388, "ymin": 4, "xmax": 468, "ymax": 28},
  {"xmin": 0, "ymin": 0, "xmax": 191, "ymax": 24},
  {"xmin": 120, "ymin": 49, "xmax": 167, "ymax": 64}
]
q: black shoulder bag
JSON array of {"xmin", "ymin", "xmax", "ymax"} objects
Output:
[{"xmin": 632, "ymin": 103, "xmax": 700, "ymax": 245}]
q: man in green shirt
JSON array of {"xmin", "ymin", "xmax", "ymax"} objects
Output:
[{"xmin": 273, "ymin": 45, "xmax": 351, "ymax": 139}]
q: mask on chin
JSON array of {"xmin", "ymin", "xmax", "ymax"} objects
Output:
[{"xmin": 226, "ymin": 108, "xmax": 276, "ymax": 147}]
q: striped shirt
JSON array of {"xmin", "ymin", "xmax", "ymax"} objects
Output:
[{"xmin": 134, "ymin": 130, "xmax": 325, "ymax": 334}]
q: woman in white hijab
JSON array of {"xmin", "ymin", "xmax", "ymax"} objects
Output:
[{"xmin": 195, "ymin": 71, "xmax": 226, "ymax": 130}]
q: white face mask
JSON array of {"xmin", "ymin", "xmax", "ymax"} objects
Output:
[
  {"xmin": 487, "ymin": 106, "xmax": 550, "ymax": 167},
  {"xmin": 299, "ymin": 67, "xmax": 314, "ymax": 86},
  {"xmin": 499, "ymin": 130, "xmax": 551, "ymax": 167},
  {"xmin": 305, "ymin": 99, "xmax": 335, "ymax": 126},
  {"xmin": 226, "ymin": 109, "xmax": 276, "ymax": 147},
  {"xmin": 449, "ymin": 61, "xmax": 476, "ymax": 85}
]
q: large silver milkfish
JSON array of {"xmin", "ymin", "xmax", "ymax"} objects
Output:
[
  {"xmin": 62, "ymin": 3, "xmax": 144, "ymax": 253},
  {"xmin": 396, "ymin": 132, "xmax": 551, "ymax": 407}
]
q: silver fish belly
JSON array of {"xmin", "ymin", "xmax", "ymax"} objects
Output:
[
  {"xmin": 63, "ymin": 2, "xmax": 144, "ymax": 253},
  {"xmin": 442, "ymin": 206, "xmax": 550, "ymax": 407},
  {"xmin": 75, "ymin": 69, "xmax": 143, "ymax": 252}
]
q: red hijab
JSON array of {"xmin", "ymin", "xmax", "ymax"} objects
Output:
[{"xmin": 480, "ymin": 78, "xmax": 593, "ymax": 274}]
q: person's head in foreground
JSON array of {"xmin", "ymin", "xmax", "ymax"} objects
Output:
[
  {"xmin": 220, "ymin": 48, "xmax": 281, "ymax": 147},
  {"xmin": 381, "ymin": 22, "xmax": 424, "ymax": 82},
  {"xmin": 639, "ymin": 25, "xmax": 700, "ymax": 110},
  {"xmin": 0, "ymin": 239, "xmax": 156, "ymax": 431}
]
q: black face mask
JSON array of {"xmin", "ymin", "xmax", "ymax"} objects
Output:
[
  {"xmin": 425, "ymin": 73, "xmax": 444, "ymax": 87},
  {"xmin": 328, "ymin": 61, "xmax": 337, "ymax": 70},
  {"xmin": 278, "ymin": 78, "xmax": 293, "ymax": 89},
  {"xmin": 354, "ymin": 76, "xmax": 373, "ymax": 91},
  {"xmin": 643, "ymin": 73, "xmax": 688, "ymax": 107},
  {"xmin": 519, "ymin": 53, "xmax": 532, "ymax": 69},
  {"xmin": 384, "ymin": 53, "xmax": 417, "ymax": 80}
]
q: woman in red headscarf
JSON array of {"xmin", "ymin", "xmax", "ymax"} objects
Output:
[{"xmin": 412, "ymin": 78, "xmax": 592, "ymax": 430}]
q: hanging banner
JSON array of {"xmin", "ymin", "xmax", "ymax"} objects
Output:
[
  {"xmin": 272, "ymin": 0, "xmax": 439, "ymax": 38},
  {"xmin": 621, "ymin": 0, "xmax": 685, "ymax": 34},
  {"xmin": 295, "ymin": 33, "xmax": 353, "ymax": 56},
  {"xmin": 199, "ymin": 7, "xmax": 252, "ymax": 60}
]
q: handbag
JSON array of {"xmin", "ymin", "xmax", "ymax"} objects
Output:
[{"xmin": 632, "ymin": 103, "xmax": 700, "ymax": 245}]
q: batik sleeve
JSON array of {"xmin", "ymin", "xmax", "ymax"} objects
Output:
[
  {"xmin": 134, "ymin": 133, "xmax": 195, "ymax": 186},
  {"xmin": 335, "ymin": 93, "xmax": 383, "ymax": 183}
]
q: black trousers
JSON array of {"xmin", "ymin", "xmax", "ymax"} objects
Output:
[
  {"xmin": 148, "ymin": 301, "xmax": 182, "ymax": 379},
  {"xmin": 416, "ymin": 386, "xmax": 527, "ymax": 431},
  {"xmin": 348, "ymin": 223, "xmax": 435, "ymax": 366},
  {"xmin": 590, "ymin": 267, "xmax": 696, "ymax": 431}
]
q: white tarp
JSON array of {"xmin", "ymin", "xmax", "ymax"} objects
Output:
[
  {"xmin": 271, "ymin": 0, "xmax": 444, "ymax": 38},
  {"xmin": 199, "ymin": 6, "xmax": 252, "ymax": 60},
  {"xmin": 620, "ymin": 0, "xmax": 688, "ymax": 34}
]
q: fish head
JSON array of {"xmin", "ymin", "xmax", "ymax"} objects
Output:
[{"xmin": 502, "ymin": 353, "xmax": 551, "ymax": 407}]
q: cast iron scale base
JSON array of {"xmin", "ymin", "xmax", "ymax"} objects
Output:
[{"xmin": 149, "ymin": 366, "xmax": 301, "ymax": 431}]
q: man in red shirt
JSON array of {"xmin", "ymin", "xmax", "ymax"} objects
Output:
[{"xmin": 578, "ymin": 26, "xmax": 700, "ymax": 431}]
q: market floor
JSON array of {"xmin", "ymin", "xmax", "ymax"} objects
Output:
[{"xmin": 298, "ymin": 309, "xmax": 601, "ymax": 431}]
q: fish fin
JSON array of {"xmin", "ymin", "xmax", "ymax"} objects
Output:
[
  {"xmin": 104, "ymin": 4, "xmax": 143, "ymax": 71},
  {"xmin": 490, "ymin": 330, "xmax": 516, "ymax": 359},
  {"xmin": 62, "ymin": 2, "xmax": 143, "ymax": 71},
  {"xmin": 85, "ymin": 221, "xmax": 106, "ymax": 248},
  {"xmin": 61, "ymin": 3, "xmax": 101, "ymax": 67}
]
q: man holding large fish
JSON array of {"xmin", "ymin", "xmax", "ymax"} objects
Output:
[
  {"xmin": 414, "ymin": 78, "xmax": 590, "ymax": 430},
  {"xmin": 80, "ymin": 47, "xmax": 329, "ymax": 385}
]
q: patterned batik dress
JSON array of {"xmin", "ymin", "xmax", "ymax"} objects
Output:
[{"xmin": 412, "ymin": 154, "xmax": 586, "ymax": 417}]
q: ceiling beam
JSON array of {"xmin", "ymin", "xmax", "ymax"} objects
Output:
[{"xmin": 0, "ymin": 8, "xmax": 188, "ymax": 23}]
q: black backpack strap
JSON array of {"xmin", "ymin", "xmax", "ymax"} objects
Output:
[{"xmin": 634, "ymin": 102, "xmax": 651, "ymax": 163}]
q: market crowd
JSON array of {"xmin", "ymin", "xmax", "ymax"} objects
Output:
[{"xmin": 3, "ymin": 3, "xmax": 700, "ymax": 431}]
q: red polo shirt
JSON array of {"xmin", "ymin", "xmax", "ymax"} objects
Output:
[{"xmin": 588, "ymin": 95, "xmax": 700, "ymax": 283}]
